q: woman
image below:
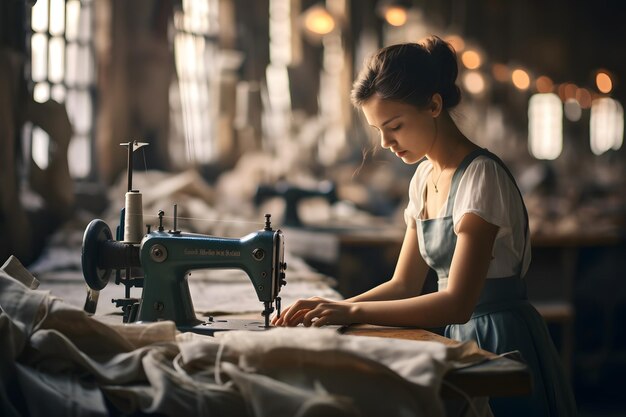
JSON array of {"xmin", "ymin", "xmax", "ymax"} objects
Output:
[{"xmin": 273, "ymin": 36, "xmax": 576, "ymax": 416}]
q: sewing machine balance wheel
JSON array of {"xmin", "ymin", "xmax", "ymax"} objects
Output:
[{"xmin": 82, "ymin": 219, "xmax": 114, "ymax": 291}]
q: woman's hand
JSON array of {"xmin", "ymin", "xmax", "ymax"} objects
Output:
[{"xmin": 272, "ymin": 297, "xmax": 358, "ymax": 327}]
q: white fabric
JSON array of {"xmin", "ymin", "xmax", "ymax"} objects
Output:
[
  {"xmin": 0, "ymin": 257, "xmax": 486, "ymax": 417},
  {"xmin": 404, "ymin": 156, "xmax": 531, "ymax": 278}
]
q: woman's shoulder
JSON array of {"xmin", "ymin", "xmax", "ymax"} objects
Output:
[{"xmin": 463, "ymin": 154, "xmax": 516, "ymax": 188}]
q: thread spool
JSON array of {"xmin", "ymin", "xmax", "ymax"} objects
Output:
[{"xmin": 124, "ymin": 191, "xmax": 144, "ymax": 243}]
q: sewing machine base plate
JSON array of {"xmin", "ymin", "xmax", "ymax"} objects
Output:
[{"xmin": 180, "ymin": 318, "xmax": 272, "ymax": 336}]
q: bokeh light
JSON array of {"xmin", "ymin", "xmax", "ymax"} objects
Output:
[{"xmin": 512, "ymin": 69, "xmax": 530, "ymax": 90}]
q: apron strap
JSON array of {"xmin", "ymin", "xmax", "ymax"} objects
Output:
[{"xmin": 444, "ymin": 148, "xmax": 530, "ymax": 277}]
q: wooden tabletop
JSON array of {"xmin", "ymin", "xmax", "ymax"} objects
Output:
[{"xmin": 342, "ymin": 324, "xmax": 532, "ymax": 398}]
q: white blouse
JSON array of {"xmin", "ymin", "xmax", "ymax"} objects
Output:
[{"xmin": 404, "ymin": 156, "xmax": 531, "ymax": 279}]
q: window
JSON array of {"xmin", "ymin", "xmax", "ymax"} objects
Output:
[{"xmin": 28, "ymin": 0, "xmax": 96, "ymax": 178}]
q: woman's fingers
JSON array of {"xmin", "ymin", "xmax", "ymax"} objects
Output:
[
  {"xmin": 276, "ymin": 298, "xmax": 325, "ymax": 325},
  {"xmin": 284, "ymin": 309, "xmax": 309, "ymax": 326},
  {"xmin": 272, "ymin": 297, "xmax": 342, "ymax": 327}
]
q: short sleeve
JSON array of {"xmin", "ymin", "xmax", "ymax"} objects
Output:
[
  {"xmin": 404, "ymin": 161, "xmax": 431, "ymax": 228},
  {"xmin": 452, "ymin": 157, "xmax": 516, "ymax": 235}
]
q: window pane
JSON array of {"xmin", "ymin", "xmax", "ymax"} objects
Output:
[
  {"xmin": 31, "ymin": 34, "xmax": 48, "ymax": 82},
  {"xmin": 49, "ymin": 0, "xmax": 65, "ymax": 36},
  {"xmin": 66, "ymin": 0, "xmax": 81, "ymax": 41},
  {"xmin": 33, "ymin": 82, "xmax": 50, "ymax": 103},
  {"xmin": 67, "ymin": 90, "xmax": 92, "ymax": 133},
  {"xmin": 68, "ymin": 136, "xmax": 91, "ymax": 178},
  {"xmin": 76, "ymin": 45, "xmax": 93, "ymax": 86},
  {"xmin": 48, "ymin": 36, "xmax": 65, "ymax": 83},
  {"xmin": 51, "ymin": 84, "xmax": 66, "ymax": 102},
  {"xmin": 78, "ymin": 5, "xmax": 92, "ymax": 42},
  {"xmin": 66, "ymin": 42, "xmax": 78, "ymax": 85},
  {"xmin": 31, "ymin": 0, "xmax": 49, "ymax": 32},
  {"xmin": 32, "ymin": 126, "xmax": 50, "ymax": 170}
]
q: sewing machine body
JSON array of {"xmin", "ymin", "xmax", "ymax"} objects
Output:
[{"xmin": 137, "ymin": 228, "xmax": 285, "ymax": 326}]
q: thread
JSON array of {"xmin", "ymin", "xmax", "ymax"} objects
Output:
[{"xmin": 124, "ymin": 191, "xmax": 144, "ymax": 243}]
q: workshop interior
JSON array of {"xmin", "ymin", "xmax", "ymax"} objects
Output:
[{"xmin": 1, "ymin": 0, "xmax": 625, "ymax": 416}]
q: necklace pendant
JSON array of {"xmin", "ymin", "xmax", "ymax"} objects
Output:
[{"xmin": 434, "ymin": 184, "xmax": 438, "ymax": 193}]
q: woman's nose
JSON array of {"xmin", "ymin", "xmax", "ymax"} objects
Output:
[{"xmin": 380, "ymin": 132, "xmax": 394, "ymax": 149}]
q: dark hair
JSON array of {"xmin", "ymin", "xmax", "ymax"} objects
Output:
[{"xmin": 351, "ymin": 36, "xmax": 461, "ymax": 110}]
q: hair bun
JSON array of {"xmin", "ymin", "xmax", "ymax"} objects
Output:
[{"xmin": 422, "ymin": 36, "xmax": 461, "ymax": 108}]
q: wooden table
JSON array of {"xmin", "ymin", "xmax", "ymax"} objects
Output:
[{"xmin": 342, "ymin": 324, "xmax": 532, "ymax": 398}]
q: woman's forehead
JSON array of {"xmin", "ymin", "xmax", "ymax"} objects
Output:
[{"xmin": 362, "ymin": 96, "xmax": 417, "ymax": 124}]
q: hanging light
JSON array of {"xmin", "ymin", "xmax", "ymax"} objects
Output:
[
  {"xmin": 528, "ymin": 93, "xmax": 563, "ymax": 160},
  {"xmin": 590, "ymin": 97, "xmax": 624, "ymax": 155},
  {"xmin": 303, "ymin": 4, "xmax": 335, "ymax": 36},
  {"xmin": 595, "ymin": 71, "xmax": 613, "ymax": 94},
  {"xmin": 462, "ymin": 71, "xmax": 486, "ymax": 95},
  {"xmin": 535, "ymin": 76, "xmax": 553, "ymax": 93},
  {"xmin": 461, "ymin": 50, "xmax": 482, "ymax": 70},
  {"xmin": 383, "ymin": 6, "xmax": 407, "ymax": 26},
  {"xmin": 512, "ymin": 68, "xmax": 530, "ymax": 90},
  {"xmin": 444, "ymin": 34, "xmax": 465, "ymax": 52}
]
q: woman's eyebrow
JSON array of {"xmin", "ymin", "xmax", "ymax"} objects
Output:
[
  {"xmin": 368, "ymin": 115, "xmax": 401, "ymax": 129},
  {"xmin": 381, "ymin": 115, "xmax": 401, "ymax": 127}
]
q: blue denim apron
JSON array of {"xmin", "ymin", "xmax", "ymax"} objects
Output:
[{"xmin": 416, "ymin": 148, "xmax": 577, "ymax": 416}]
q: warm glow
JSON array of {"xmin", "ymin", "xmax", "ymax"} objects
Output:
[
  {"xmin": 528, "ymin": 93, "xmax": 563, "ymax": 160},
  {"xmin": 576, "ymin": 88, "xmax": 592, "ymax": 109},
  {"xmin": 564, "ymin": 83, "xmax": 577, "ymax": 100},
  {"xmin": 512, "ymin": 69, "xmax": 530, "ymax": 90},
  {"xmin": 444, "ymin": 35, "xmax": 465, "ymax": 52},
  {"xmin": 461, "ymin": 50, "xmax": 481, "ymax": 70},
  {"xmin": 463, "ymin": 71, "xmax": 485, "ymax": 95},
  {"xmin": 596, "ymin": 71, "xmax": 613, "ymax": 94},
  {"xmin": 492, "ymin": 63, "xmax": 509, "ymax": 83},
  {"xmin": 304, "ymin": 6, "xmax": 335, "ymax": 35},
  {"xmin": 384, "ymin": 6, "xmax": 407, "ymax": 26},
  {"xmin": 535, "ymin": 76, "xmax": 553, "ymax": 93}
]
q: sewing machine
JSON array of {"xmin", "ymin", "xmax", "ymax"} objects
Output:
[
  {"xmin": 80, "ymin": 141, "xmax": 286, "ymax": 334},
  {"xmin": 254, "ymin": 180, "xmax": 338, "ymax": 227}
]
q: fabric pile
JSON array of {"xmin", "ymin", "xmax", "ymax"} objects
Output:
[{"xmin": 1, "ymin": 256, "xmax": 480, "ymax": 417}]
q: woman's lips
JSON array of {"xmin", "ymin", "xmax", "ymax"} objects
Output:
[{"xmin": 395, "ymin": 150, "xmax": 407, "ymax": 157}]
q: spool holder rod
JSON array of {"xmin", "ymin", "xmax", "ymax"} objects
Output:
[{"xmin": 120, "ymin": 140, "xmax": 149, "ymax": 192}]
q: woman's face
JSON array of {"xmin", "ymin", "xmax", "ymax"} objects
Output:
[{"xmin": 361, "ymin": 94, "xmax": 436, "ymax": 164}]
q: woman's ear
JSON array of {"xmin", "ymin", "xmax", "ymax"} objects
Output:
[{"xmin": 430, "ymin": 94, "xmax": 443, "ymax": 117}]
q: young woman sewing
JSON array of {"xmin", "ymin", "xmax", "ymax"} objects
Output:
[{"xmin": 273, "ymin": 36, "xmax": 576, "ymax": 416}]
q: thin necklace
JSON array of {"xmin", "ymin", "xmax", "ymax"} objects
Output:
[{"xmin": 432, "ymin": 164, "xmax": 447, "ymax": 193}]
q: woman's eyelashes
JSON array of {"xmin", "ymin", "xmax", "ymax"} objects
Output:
[{"xmin": 389, "ymin": 124, "xmax": 402, "ymax": 132}]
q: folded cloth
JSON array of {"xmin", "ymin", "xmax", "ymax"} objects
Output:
[
  {"xmin": 1, "ymin": 256, "xmax": 39, "ymax": 289},
  {"xmin": 0, "ymin": 257, "xmax": 480, "ymax": 417}
]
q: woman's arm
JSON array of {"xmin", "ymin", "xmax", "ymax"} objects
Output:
[
  {"xmin": 345, "ymin": 225, "xmax": 430, "ymax": 302},
  {"xmin": 272, "ymin": 225, "xmax": 428, "ymax": 326},
  {"xmin": 342, "ymin": 213, "xmax": 498, "ymax": 327},
  {"xmin": 290, "ymin": 213, "xmax": 498, "ymax": 328}
]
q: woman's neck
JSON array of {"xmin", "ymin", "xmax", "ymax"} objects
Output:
[{"xmin": 426, "ymin": 112, "xmax": 476, "ymax": 171}]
